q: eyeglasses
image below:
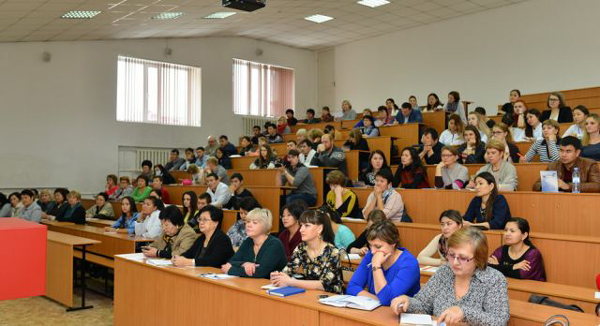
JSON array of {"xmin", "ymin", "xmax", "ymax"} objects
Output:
[
  {"xmin": 446, "ymin": 253, "xmax": 474, "ymax": 264},
  {"xmin": 441, "ymin": 154, "xmax": 454, "ymax": 158},
  {"xmin": 198, "ymin": 218, "xmax": 212, "ymax": 224},
  {"xmin": 549, "ymin": 98, "xmax": 560, "ymax": 102}
]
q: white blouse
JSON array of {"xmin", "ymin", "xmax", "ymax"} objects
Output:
[{"xmin": 439, "ymin": 129, "xmax": 465, "ymax": 146}]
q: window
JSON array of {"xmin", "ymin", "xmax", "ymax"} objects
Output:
[
  {"xmin": 117, "ymin": 56, "xmax": 201, "ymax": 127},
  {"xmin": 233, "ymin": 58, "xmax": 294, "ymax": 117}
]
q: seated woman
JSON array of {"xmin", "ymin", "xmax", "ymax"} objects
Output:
[
  {"xmin": 392, "ymin": 227, "xmax": 510, "ymax": 326},
  {"xmin": 500, "ymin": 89, "xmax": 520, "ymax": 116},
  {"xmin": 44, "ymin": 188, "xmax": 69, "ymax": 220},
  {"xmin": 154, "ymin": 164, "xmax": 176, "ymax": 185},
  {"xmin": 57, "ymin": 191, "xmax": 86, "ymax": 225},
  {"xmin": 347, "ymin": 220, "xmax": 420, "ymax": 306},
  {"xmin": 347, "ymin": 210, "xmax": 387, "ymax": 255},
  {"xmin": 467, "ymin": 112, "xmax": 491, "ymax": 144},
  {"xmin": 249, "ymin": 144, "xmax": 277, "ymax": 169},
  {"xmin": 270, "ymin": 210, "xmax": 345, "ymax": 294},
  {"xmin": 343, "ymin": 128, "xmax": 370, "ymax": 171},
  {"xmin": 172, "ymin": 206, "xmax": 234, "ymax": 267},
  {"xmin": 105, "ymin": 196, "xmax": 138, "ymax": 234},
  {"xmin": 360, "ymin": 115, "xmax": 380, "ymax": 137},
  {"xmin": 227, "ymin": 197, "xmax": 261, "ymax": 249},
  {"xmin": 464, "ymin": 172, "xmax": 512, "ymax": 230},
  {"xmin": 488, "ymin": 217, "xmax": 546, "ymax": 281},
  {"xmin": 37, "ymin": 189, "xmax": 56, "ymax": 215},
  {"xmin": 324, "ymin": 124, "xmax": 343, "ymax": 141},
  {"xmin": 362, "ymin": 169, "xmax": 404, "ymax": 222},
  {"xmin": 326, "ymin": 170, "xmax": 362, "ymax": 219},
  {"xmin": 134, "ymin": 196, "xmax": 162, "ymax": 239},
  {"xmin": 110, "ymin": 176, "xmax": 134, "ymax": 200},
  {"xmin": 0, "ymin": 193, "xmax": 11, "ymax": 217},
  {"xmin": 520, "ymin": 119, "xmax": 560, "ymax": 163},
  {"xmin": 417, "ymin": 210, "xmax": 463, "ymax": 266},
  {"xmin": 319, "ymin": 206, "xmax": 355, "ymax": 250},
  {"xmin": 142, "ymin": 205, "xmax": 197, "ymax": 259},
  {"xmin": 563, "ymin": 105, "xmax": 589, "ymax": 139},
  {"xmin": 187, "ymin": 165, "xmax": 202, "ymax": 185},
  {"xmin": 238, "ymin": 136, "xmax": 256, "ymax": 157},
  {"xmin": 85, "ymin": 192, "xmax": 114, "ymax": 219},
  {"xmin": 522, "ymin": 108, "xmax": 543, "ymax": 142},
  {"xmin": 358, "ymin": 150, "xmax": 389, "ymax": 187},
  {"xmin": 376, "ymin": 105, "xmax": 394, "ymax": 126},
  {"xmin": 492, "ymin": 122, "xmax": 520, "ymax": 163},
  {"xmin": 8, "ymin": 192, "xmax": 22, "ymax": 217},
  {"xmin": 423, "ymin": 93, "xmax": 443, "ymax": 113},
  {"xmin": 471, "ymin": 140, "xmax": 518, "ymax": 192},
  {"xmin": 131, "ymin": 175, "xmax": 152, "ymax": 202},
  {"xmin": 505, "ymin": 99, "xmax": 527, "ymax": 137},
  {"xmin": 181, "ymin": 191, "xmax": 199, "ymax": 227},
  {"xmin": 222, "ymin": 208, "xmax": 287, "ymax": 278},
  {"xmin": 439, "ymin": 114, "xmax": 464, "ymax": 146},
  {"xmin": 277, "ymin": 116, "xmax": 291, "ymax": 135},
  {"xmin": 457, "ymin": 126, "xmax": 486, "ymax": 164},
  {"xmin": 105, "ymin": 174, "xmax": 119, "ymax": 198},
  {"xmin": 393, "ymin": 147, "xmax": 429, "ymax": 189},
  {"xmin": 215, "ymin": 148, "xmax": 232, "ymax": 170},
  {"xmin": 435, "ymin": 146, "xmax": 469, "ymax": 189},
  {"xmin": 444, "ymin": 91, "xmax": 466, "ymax": 123},
  {"xmin": 582, "ymin": 114, "xmax": 600, "ymax": 161},
  {"xmin": 296, "ymin": 128, "xmax": 307, "ymax": 144},
  {"xmin": 541, "ymin": 92, "xmax": 573, "ymax": 123},
  {"xmin": 307, "ymin": 128, "xmax": 324, "ymax": 150},
  {"xmin": 278, "ymin": 200, "xmax": 308, "ymax": 261}
]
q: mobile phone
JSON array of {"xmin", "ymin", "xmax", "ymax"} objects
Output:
[{"xmin": 318, "ymin": 294, "xmax": 329, "ymax": 299}]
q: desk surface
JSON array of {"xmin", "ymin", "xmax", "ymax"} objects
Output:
[
  {"xmin": 47, "ymin": 230, "xmax": 100, "ymax": 246},
  {"xmin": 42, "ymin": 220, "xmax": 154, "ymax": 243}
]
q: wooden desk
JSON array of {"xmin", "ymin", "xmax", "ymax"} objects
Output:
[
  {"xmin": 341, "ymin": 119, "xmax": 361, "ymax": 130},
  {"xmin": 422, "ymin": 110, "xmax": 446, "ymax": 134},
  {"xmin": 290, "ymin": 121, "xmax": 342, "ymax": 134},
  {"xmin": 46, "ymin": 231, "xmax": 99, "ymax": 311},
  {"xmin": 171, "ymin": 170, "xmax": 190, "ymax": 183},
  {"xmin": 231, "ymin": 156, "xmax": 260, "ymax": 170},
  {"xmin": 82, "ymin": 199, "xmax": 140, "ymax": 220},
  {"xmin": 334, "ymin": 137, "xmax": 393, "ymax": 163},
  {"xmin": 379, "ymin": 123, "xmax": 423, "ymax": 156}
]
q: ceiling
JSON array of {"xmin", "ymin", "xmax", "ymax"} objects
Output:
[{"xmin": 0, "ymin": 0, "xmax": 528, "ymax": 50}]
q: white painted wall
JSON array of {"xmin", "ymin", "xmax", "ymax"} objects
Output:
[
  {"xmin": 324, "ymin": 0, "xmax": 600, "ymax": 115},
  {"xmin": 0, "ymin": 37, "xmax": 317, "ymax": 194}
]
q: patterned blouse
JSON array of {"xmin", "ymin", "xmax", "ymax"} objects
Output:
[
  {"xmin": 227, "ymin": 220, "xmax": 247, "ymax": 248},
  {"xmin": 283, "ymin": 242, "xmax": 345, "ymax": 294},
  {"xmin": 407, "ymin": 264, "xmax": 510, "ymax": 326}
]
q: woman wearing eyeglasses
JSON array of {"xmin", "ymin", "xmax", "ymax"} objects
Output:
[
  {"xmin": 172, "ymin": 206, "xmax": 234, "ymax": 268},
  {"xmin": 540, "ymin": 92, "xmax": 573, "ymax": 123},
  {"xmin": 392, "ymin": 227, "xmax": 510, "ymax": 326}
]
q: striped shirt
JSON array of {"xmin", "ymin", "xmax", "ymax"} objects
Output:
[{"xmin": 524, "ymin": 138, "xmax": 559, "ymax": 162}]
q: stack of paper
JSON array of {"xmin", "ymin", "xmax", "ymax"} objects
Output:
[
  {"xmin": 319, "ymin": 295, "xmax": 381, "ymax": 311},
  {"xmin": 197, "ymin": 273, "xmax": 237, "ymax": 280},
  {"xmin": 116, "ymin": 253, "xmax": 145, "ymax": 261},
  {"xmin": 146, "ymin": 259, "xmax": 173, "ymax": 266},
  {"xmin": 399, "ymin": 313, "xmax": 435, "ymax": 325}
]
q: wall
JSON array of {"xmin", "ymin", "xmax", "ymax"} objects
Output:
[
  {"xmin": 323, "ymin": 0, "xmax": 600, "ymax": 115},
  {"xmin": 0, "ymin": 37, "xmax": 317, "ymax": 194}
]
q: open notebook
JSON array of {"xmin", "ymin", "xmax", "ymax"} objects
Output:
[{"xmin": 318, "ymin": 295, "xmax": 381, "ymax": 311}]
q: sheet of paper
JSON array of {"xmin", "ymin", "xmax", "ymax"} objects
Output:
[
  {"xmin": 347, "ymin": 253, "xmax": 361, "ymax": 260},
  {"xmin": 420, "ymin": 266, "xmax": 439, "ymax": 273},
  {"xmin": 146, "ymin": 259, "xmax": 173, "ymax": 266},
  {"xmin": 400, "ymin": 313, "xmax": 433, "ymax": 325},
  {"xmin": 116, "ymin": 253, "xmax": 145, "ymax": 261},
  {"xmin": 261, "ymin": 284, "xmax": 281, "ymax": 290},
  {"xmin": 197, "ymin": 273, "xmax": 238, "ymax": 280},
  {"xmin": 595, "ymin": 291, "xmax": 600, "ymax": 299}
]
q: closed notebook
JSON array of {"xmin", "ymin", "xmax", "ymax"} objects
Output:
[{"xmin": 267, "ymin": 286, "xmax": 305, "ymax": 297}]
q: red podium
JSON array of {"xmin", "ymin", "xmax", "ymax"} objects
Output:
[{"xmin": 0, "ymin": 218, "xmax": 47, "ymax": 300}]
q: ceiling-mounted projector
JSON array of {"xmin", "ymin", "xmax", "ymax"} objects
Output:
[{"xmin": 222, "ymin": 0, "xmax": 266, "ymax": 12}]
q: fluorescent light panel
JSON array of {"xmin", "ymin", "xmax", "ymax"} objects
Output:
[
  {"xmin": 304, "ymin": 14, "xmax": 333, "ymax": 23},
  {"xmin": 60, "ymin": 11, "xmax": 101, "ymax": 19},
  {"xmin": 152, "ymin": 12, "xmax": 185, "ymax": 20},
  {"xmin": 357, "ymin": 0, "xmax": 390, "ymax": 8},
  {"xmin": 203, "ymin": 12, "xmax": 236, "ymax": 19}
]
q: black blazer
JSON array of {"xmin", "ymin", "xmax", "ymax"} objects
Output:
[
  {"xmin": 57, "ymin": 205, "xmax": 86, "ymax": 225},
  {"xmin": 182, "ymin": 229, "xmax": 234, "ymax": 268},
  {"xmin": 540, "ymin": 107, "xmax": 573, "ymax": 123}
]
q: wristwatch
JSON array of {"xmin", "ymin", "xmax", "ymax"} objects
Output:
[{"xmin": 372, "ymin": 265, "xmax": 382, "ymax": 272}]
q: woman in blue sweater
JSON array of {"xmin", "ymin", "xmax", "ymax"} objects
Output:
[{"xmin": 347, "ymin": 220, "xmax": 420, "ymax": 306}]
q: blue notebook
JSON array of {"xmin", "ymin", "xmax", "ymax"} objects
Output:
[{"xmin": 267, "ymin": 286, "xmax": 305, "ymax": 297}]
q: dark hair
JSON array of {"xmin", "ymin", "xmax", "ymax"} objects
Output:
[
  {"xmin": 299, "ymin": 139, "xmax": 313, "ymax": 148},
  {"xmin": 185, "ymin": 147, "xmax": 194, "ymax": 154},
  {"xmin": 153, "ymin": 175, "xmax": 163, "ymax": 182},
  {"xmin": 198, "ymin": 205, "xmax": 224, "ymax": 229},
  {"xmin": 525, "ymin": 108, "xmax": 541, "ymax": 138},
  {"xmin": 96, "ymin": 192, "xmax": 109, "ymax": 201},
  {"xmin": 507, "ymin": 217, "xmax": 534, "ymax": 247},
  {"xmin": 238, "ymin": 197, "xmax": 262, "ymax": 212},
  {"xmin": 257, "ymin": 144, "xmax": 274, "ymax": 166},
  {"xmin": 287, "ymin": 149, "xmax": 300, "ymax": 157},
  {"xmin": 362, "ymin": 115, "xmax": 375, "ymax": 125},
  {"xmin": 287, "ymin": 140, "xmax": 297, "ymax": 145},
  {"xmin": 324, "ymin": 124, "xmax": 335, "ymax": 134},
  {"xmin": 282, "ymin": 200, "xmax": 309, "ymax": 221},
  {"xmin": 366, "ymin": 220, "xmax": 400, "ymax": 246},
  {"xmin": 573, "ymin": 105, "xmax": 590, "ymax": 117},
  {"xmin": 375, "ymin": 167, "xmax": 394, "ymax": 185},
  {"xmin": 285, "ymin": 109, "xmax": 294, "ymax": 115},
  {"xmin": 196, "ymin": 146, "xmax": 205, "ymax": 151},
  {"xmin": 449, "ymin": 91, "xmax": 460, "ymax": 102},
  {"xmin": 365, "ymin": 150, "xmax": 389, "ymax": 174},
  {"xmin": 409, "ymin": 95, "xmax": 416, "ymax": 100},
  {"xmin": 322, "ymin": 106, "xmax": 330, "ymax": 112},
  {"xmin": 144, "ymin": 196, "xmax": 162, "ymax": 210},
  {"xmin": 182, "ymin": 191, "xmax": 198, "ymax": 218},
  {"xmin": 219, "ymin": 135, "xmax": 228, "ymax": 141},
  {"xmin": 54, "ymin": 188, "xmax": 69, "ymax": 203},
  {"xmin": 206, "ymin": 172, "xmax": 219, "ymax": 180},
  {"xmin": 107, "ymin": 174, "xmax": 118, "ymax": 184},
  {"xmin": 474, "ymin": 172, "xmax": 498, "ymax": 222},
  {"xmin": 423, "ymin": 127, "xmax": 439, "ymax": 141},
  {"xmin": 253, "ymin": 125, "xmax": 261, "ymax": 131},
  {"xmin": 560, "ymin": 136, "xmax": 582, "ymax": 151},
  {"xmin": 401, "ymin": 102, "xmax": 411, "ymax": 109},
  {"xmin": 318, "ymin": 205, "xmax": 342, "ymax": 224},
  {"xmin": 171, "ymin": 149, "xmax": 180, "ymax": 155},
  {"xmin": 241, "ymin": 136, "xmax": 252, "ymax": 144},
  {"xmin": 307, "ymin": 108, "xmax": 315, "ymax": 116},
  {"xmin": 474, "ymin": 106, "xmax": 487, "ymax": 116},
  {"xmin": 20, "ymin": 189, "xmax": 34, "ymax": 198},
  {"xmin": 159, "ymin": 205, "xmax": 184, "ymax": 226},
  {"xmin": 377, "ymin": 105, "xmax": 387, "ymax": 113},
  {"xmin": 426, "ymin": 93, "xmax": 441, "ymax": 111},
  {"xmin": 547, "ymin": 92, "xmax": 566, "ymax": 108},
  {"xmin": 228, "ymin": 173, "xmax": 243, "ymax": 182},
  {"xmin": 9, "ymin": 192, "xmax": 21, "ymax": 203},
  {"xmin": 30, "ymin": 189, "xmax": 39, "ymax": 197},
  {"xmin": 400, "ymin": 147, "xmax": 427, "ymax": 177},
  {"xmin": 511, "ymin": 89, "xmax": 521, "ymax": 97},
  {"xmin": 298, "ymin": 210, "xmax": 335, "ymax": 244},
  {"xmin": 198, "ymin": 192, "xmax": 212, "ymax": 204},
  {"xmin": 0, "ymin": 193, "xmax": 7, "ymax": 207},
  {"xmin": 120, "ymin": 196, "xmax": 137, "ymax": 219},
  {"xmin": 464, "ymin": 125, "xmax": 482, "ymax": 147},
  {"xmin": 141, "ymin": 160, "xmax": 153, "ymax": 169},
  {"xmin": 439, "ymin": 210, "xmax": 463, "ymax": 226}
]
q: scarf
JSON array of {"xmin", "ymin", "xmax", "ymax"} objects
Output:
[{"xmin": 447, "ymin": 102, "xmax": 458, "ymax": 113}]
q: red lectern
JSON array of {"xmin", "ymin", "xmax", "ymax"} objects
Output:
[{"xmin": 0, "ymin": 218, "xmax": 47, "ymax": 300}]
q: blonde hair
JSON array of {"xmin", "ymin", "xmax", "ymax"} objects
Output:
[
  {"xmin": 67, "ymin": 191, "xmax": 81, "ymax": 201},
  {"xmin": 469, "ymin": 112, "xmax": 491, "ymax": 140},
  {"xmin": 582, "ymin": 114, "xmax": 600, "ymax": 146},
  {"xmin": 485, "ymin": 139, "xmax": 505, "ymax": 152},
  {"xmin": 278, "ymin": 116, "xmax": 287, "ymax": 124},
  {"xmin": 447, "ymin": 227, "xmax": 488, "ymax": 270},
  {"xmin": 246, "ymin": 208, "xmax": 273, "ymax": 234},
  {"xmin": 342, "ymin": 100, "xmax": 352, "ymax": 109},
  {"xmin": 39, "ymin": 189, "xmax": 52, "ymax": 198},
  {"xmin": 206, "ymin": 157, "xmax": 218, "ymax": 166},
  {"xmin": 307, "ymin": 128, "xmax": 324, "ymax": 142},
  {"xmin": 493, "ymin": 122, "xmax": 513, "ymax": 143}
]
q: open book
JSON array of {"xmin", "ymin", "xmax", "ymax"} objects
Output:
[{"xmin": 318, "ymin": 295, "xmax": 381, "ymax": 311}]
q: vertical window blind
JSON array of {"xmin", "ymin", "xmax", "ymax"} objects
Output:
[
  {"xmin": 232, "ymin": 58, "xmax": 295, "ymax": 118},
  {"xmin": 117, "ymin": 56, "xmax": 202, "ymax": 127}
]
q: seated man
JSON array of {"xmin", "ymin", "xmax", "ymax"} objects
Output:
[
  {"xmin": 298, "ymin": 139, "xmax": 316, "ymax": 165},
  {"xmin": 302, "ymin": 108, "xmax": 322, "ymax": 124},
  {"xmin": 18, "ymin": 189, "xmax": 42, "ymax": 223},
  {"xmin": 311, "ymin": 133, "xmax": 347, "ymax": 175},
  {"xmin": 164, "ymin": 149, "xmax": 185, "ymax": 171},
  {"xmin": 219, "ymin": 135, "xmax": 238, "ymax": 156},
  {"xmin": 205, "ymin": 135, "xmax": 219, "ymax": 157},
  {"xmin": 251, "ymin": 125, "xmax": 262, "ymax": 145},
  {"xmin": 286, "ymin": 109, "xmax": 298, "ymax": 126},
  {"xmin": 395, "ymin": 102, "xmax": 423, "ymax": 124},
  {"xmin": 152, "ymin": 176, "xmax": 171, "ymax": 204},
  {"xmin": 474, "ymin": 106, "xmax": 495, "ymax": 129},
  {"xmin": 276, "ymin": 149, "xmax": 317, "ymax": 206},
  {"xmin": 179, "ymin": 147, "xmax": 196, "ymax": 171},
  {"xmin": 205, "ymin": 173, "xmax": 231, "ymax": 209},
  {"xmin": 266, "ymin": 123, "xmax": 284, "ymax": 144},
  {"xmin": 225, "ymin": 173, "xmax": 254, "ymax": 209},
  {"xmin": 418, "ymin": 128, "xmax": 443, "ymax": 165},
  {"xmin": 201, "ymin": 157, "xmax": 230, "ymax": 185},
  {"xmin": 195, "ymin": 146, "xmax": 208, "ymax": 168},
  {"xmin": 533, "ymin": 136, "xmax": 600, "ymax": 193}
]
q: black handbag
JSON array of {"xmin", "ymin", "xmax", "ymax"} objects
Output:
[{"xmin": 528, "ymin": 294, "xmax": 584, "ymax": 313}]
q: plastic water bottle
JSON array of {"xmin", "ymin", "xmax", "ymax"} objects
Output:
[{"xmin": 572, "ymin": 167, "xmax": 581, "ymax": 193}]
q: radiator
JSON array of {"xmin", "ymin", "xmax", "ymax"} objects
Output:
[
  {"xmin": 135, "ymin": 149, "xmax": 171, "ymax": 167},
  {"xmin": 242, "ymin": 116, "xmax": 277, "ymax": 135}
]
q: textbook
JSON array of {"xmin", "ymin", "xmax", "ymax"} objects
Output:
[
  {"xmin": 318, "ymin": 295, "xmax": 381, "ymax": 311},
  {"xmin": 267, "ymin": 286, "xmax": 305, "ymax": 297}
]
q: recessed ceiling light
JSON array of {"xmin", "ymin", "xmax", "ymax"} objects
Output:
[
  {"xmin": 152, "ymin": 12, "xmax": 184, "ymax": 20},
  {"xmin": 304, "ymin": 14, "xmax": 333, "ymax": 24},
  {"xmin": 60, "ymin": 11, "xmax": 101, "ymax": 19},
  {"xmin": 357, "ymin": 0, "xmax": 390, "ymax": 8},
  {"xmin": 203, "ymin": 12, "xmax": 236, "ymax": 19}
]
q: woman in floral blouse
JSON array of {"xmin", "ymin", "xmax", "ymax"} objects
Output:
[{"xmin": 270, "ymin": 210, "xmax": 345, "ymax": 294}]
